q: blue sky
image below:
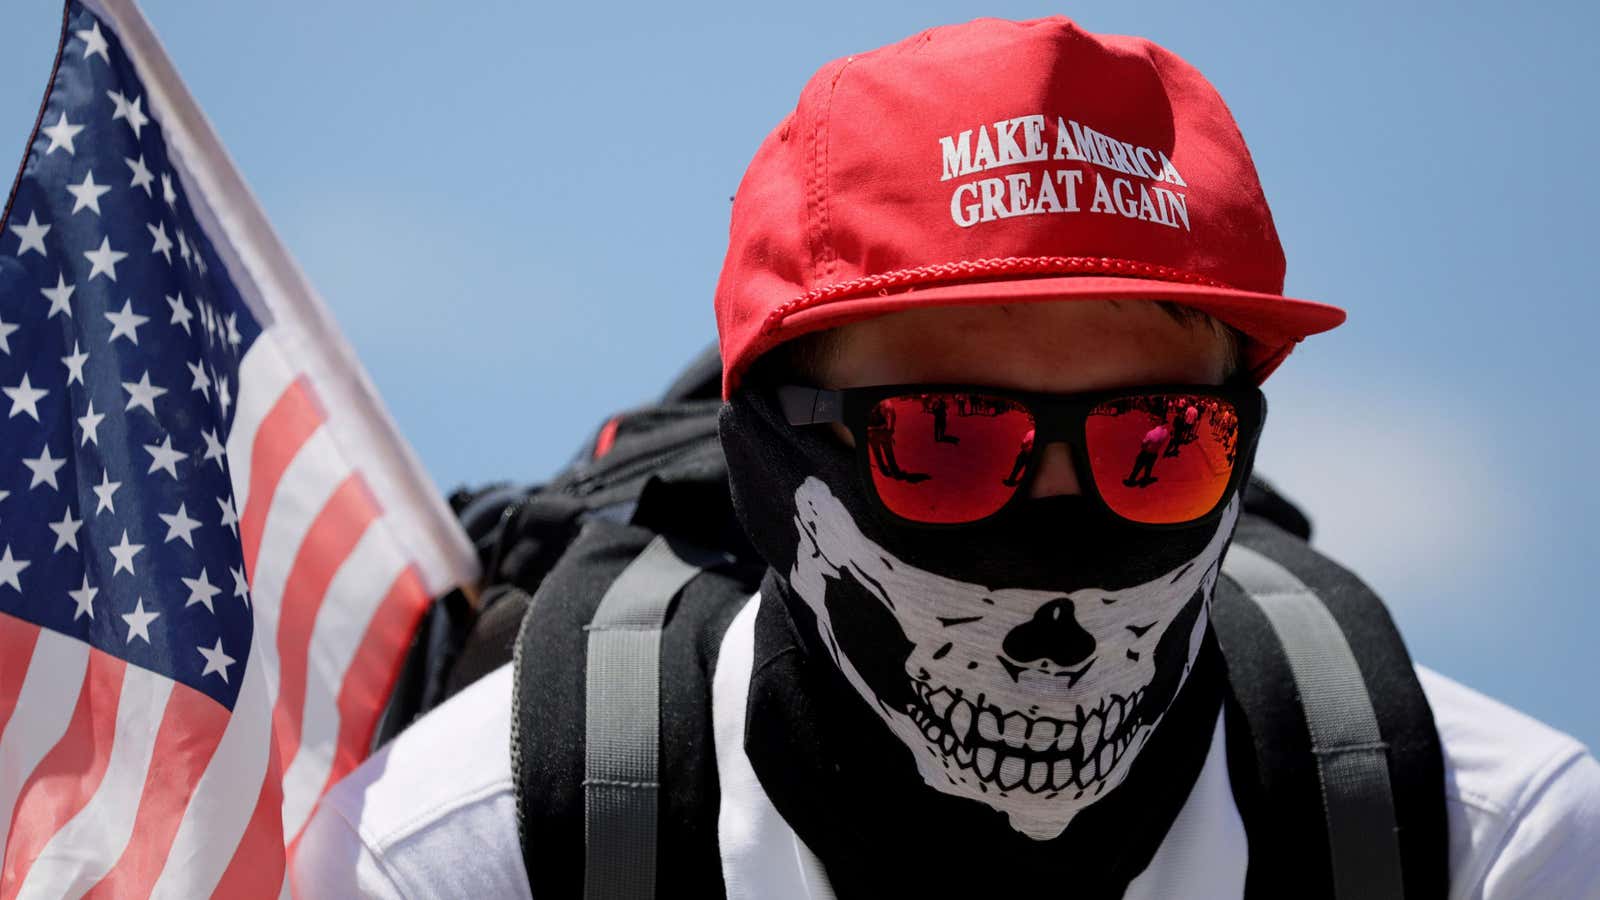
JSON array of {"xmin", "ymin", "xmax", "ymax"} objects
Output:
[{"xmin": 3, "ymin": 1, "xmax": 1596, "ymax": 750}]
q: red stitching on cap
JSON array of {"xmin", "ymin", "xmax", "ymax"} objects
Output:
[{"xmin": 760, "ymin": 256, "xmax": 1234, "ymax": 335}]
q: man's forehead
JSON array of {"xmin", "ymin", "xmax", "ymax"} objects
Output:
[{"xmin": 809, "ymin": 299, "xmax": 1235, "ymax": 392}]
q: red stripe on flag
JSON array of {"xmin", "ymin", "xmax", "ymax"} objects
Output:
[
  {"xmin": 79, "ymin": 683, "xmax": 230, "ymax": 900},
  {"xmin": 210, "ymin": 735, "xmax": 286, "ymax": 900},
  {"xmin": 0, "ymin": 615, "xmax": 41, "ymax": 741},
  {"xmin": 322, "ymin": 564, "xmax": 430, "ymax": 790},
  {"xmin": 270, "ymin": 475, "xmax": 381, "ymax": 773},
  {"xmin": 240, "ymin": 377, "xmax": 323, "ymax": 575},
  {"xmin": 287, "ymin": 564, "xmax": 429, "ymax": 862},
  {"xmin": 0, "ymin": 651, "xmax": 126, "ymax": 897}
]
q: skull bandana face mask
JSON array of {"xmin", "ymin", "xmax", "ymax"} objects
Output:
[{"xmin": 720, "ymin": 387, "xmax": 1244, "ymax": 845}]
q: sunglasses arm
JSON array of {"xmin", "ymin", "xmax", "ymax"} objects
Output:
[{"xmin": 777, "ymin": 385, "xmax": 845, "ymax": 426}]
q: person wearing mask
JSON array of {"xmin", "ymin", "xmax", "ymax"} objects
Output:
[{"xmin": 294, "ymin": 17, "xmax": 1600, "ymax": 898}]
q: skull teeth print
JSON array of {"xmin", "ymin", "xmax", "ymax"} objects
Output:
[
  {"xmin": 784, "ymin": 476, "xmax": 1239, "ymax": 838},
  {"xmin": 910, "ymin": 681, "xmax": 1147, "ymax": 794}
]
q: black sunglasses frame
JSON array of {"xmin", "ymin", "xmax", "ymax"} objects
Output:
[{"xmin": 778, "ymin": 381, "xmax": 1267, "ymax": 530}]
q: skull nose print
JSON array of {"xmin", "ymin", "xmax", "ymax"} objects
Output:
[{"xmin": 1003, "ymin": 597, "xmax": 1096, "ymax": 668}]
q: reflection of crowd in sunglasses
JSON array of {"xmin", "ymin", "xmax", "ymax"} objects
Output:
[
  {"xmin": 1163, "ymin": 401, "xmax": 1200, "ymax": 457},
  {"xmin": 910, "ymin": 391, "xmax": 1016, "ymax": 419},
  {"xmin": 867, "ymin": 392, "xmax": 1243, "ymax": 493},
  {"xmin": 1119, "ymin": 396, "xmax": 1241, "ymax": 489}
]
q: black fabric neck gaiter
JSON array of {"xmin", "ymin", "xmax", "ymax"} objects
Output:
[{"xmin": 719, "ymin": 388, "xmax": 1241, "ymax": 897}]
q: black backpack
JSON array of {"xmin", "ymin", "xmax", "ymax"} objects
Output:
[{"xmin": 374, "ymin": 345, "xmax": 1448, "ymax": 900}]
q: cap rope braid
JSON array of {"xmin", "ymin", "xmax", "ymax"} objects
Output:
[{"xmin": 761, "ymin": 255, "xmax": 1235, "ymax": 335}]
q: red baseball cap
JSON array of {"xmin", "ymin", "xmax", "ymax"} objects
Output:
[{"xmin": 714, "ymin": 16, "xmax": 1346, "ymax": 397}]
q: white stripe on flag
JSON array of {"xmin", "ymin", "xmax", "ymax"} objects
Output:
[
  {"xmin": 0, "ymin": 630, "xmax": 91, "ymax": 863},
  {"xmin": 278, "ymin": 521, "xmax": 409, "ymax": 840},
  {"xmin": 226, "ymin": 334, "xmax": 298, "ymax": 514},
  {"xmin": 148, "ymin": 641, "xmax": 274, "ymax": 900},
  {"xmin": 247, "ymin": 424, "xmax": 350, "ymax": 709},
  {"xmin": 15, "ymin": 668, "xmax": 173, "ymax": 899}
]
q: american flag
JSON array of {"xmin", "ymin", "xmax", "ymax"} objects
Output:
[{"xmin": 0, "ymin": 1, "xmax": 478, "ymax": 896}]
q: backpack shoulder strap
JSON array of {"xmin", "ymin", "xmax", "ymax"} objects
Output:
[
  {"xmin": 581, "ymin": 535, "xmax": 730, "ymax": 899},
  {"xmin": 1212, "ymin": 515, "xmax": 1448, "ymax": 900},
  {"xmin": 511, "ymin": 518, "xmax": 754, "ymax": 899},
  {"xmin": 1221, "ymin": 543, "xmax": 1403, "ymax": 900}
]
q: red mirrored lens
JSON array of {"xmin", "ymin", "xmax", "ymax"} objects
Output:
[
  {"xmin": 1085, "ymin": 394, "xmax": 1239, "ymax": 524},
  {"xmin": 866, "ymin": 392, "xmax": 1036, "ymax": 524}
]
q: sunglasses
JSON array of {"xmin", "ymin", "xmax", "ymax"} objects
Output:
[{"xmin": 778, "ymin": 382, "xmax": 1265, "ymax": 528}]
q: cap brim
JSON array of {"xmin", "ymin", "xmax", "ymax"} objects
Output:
[{"xmin": 773, "ymin": 275, "xmax": 1346, "ymax": 384}]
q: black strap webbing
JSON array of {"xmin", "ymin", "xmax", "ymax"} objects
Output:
[
  {"xmin": 581, "ymin": 536, "xmax": 712, "ymax": 900},
  {"xmin": 1222, "ymin": 544, "xmax": 1405, "ymax": 900}
]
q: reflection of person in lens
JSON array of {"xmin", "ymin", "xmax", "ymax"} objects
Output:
[
  {"xmin": 1217, "ymin": 408, "xmax": 1238, "ymax": 464},
  {"xmin": 1165, "ymin": 402, "xmax": 1200, "ymax": 457},
  {"xmin": 1001, "ymin": 428, "xmax": 1035, "ymax": 486},
  {"xmin": 930, "ymin": 395, "xmax": 960, "ymax": 444},
  {"xmin": 1124, "ymin": 419, "xmax": 1171, "ymax": 487},
  {"xmin": 867, "ymin": 404, "xmax": 929, "ymax": 482},
  {"xmin": 866, "ymin": 403, "xmax": 904, "ymax": 478}
]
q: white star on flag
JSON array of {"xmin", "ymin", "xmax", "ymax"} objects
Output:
[
  {"xmin": 68, "ymin": 575, "xmax": 98, "ymax": 620},
  {"xmin": 182, "ymin": 567, "xmax": 222, "ymax": 613},
  {"xmin": 107, "ymin": 89, "xmax": 149, "ymax": 138},
  {"xmin": 41, "ymin": 111, "xmax": 85, "ymax": 156},
  {"xmin": 92, "ymin": 469, "xmax": 121, "ymax": 515},
  {"xmin": 108, "ymin": 529, "xmax": 144, "ymax": 576},
  {"xmin": 125, "ymin": 153, "xmax": 155, "ymax": 195},
  {"xmin": 230, "ymin": 565, "xmax": 250, "ymax": 607},
  {"xmin": 167, "ymin": 292, "xmax": 193, "ymax": 333},
  {"xmin": 148, "ymin": 220, "xmax": 173, "ymax": 262},
  {"xmin": 122, "ymin": 370, "xmax": 168, "ymax": 414},
  {"xmin": 161, "ymin": 172, "xmax": 176, "ymax": 208},
  {"xmin": 4, "ymin": 374, "xmax": 49, "ymax": 421},
  {"xmin": 197, "ymin": 638, "xmax": 237, "ymax": 682},
  {"xmin": 66, "ymin": 169, "xmax": 112, "ymax": 215},
  {"xmin": 41, "ymin": 273, "xmax": 76, "ymax": 318},
  {"xmin": 77, "ymin": 400, "xmax": 105, "ymax": 446},
  {"xmin": 9, "ymin": 211, "xmax": 50, "ymax": 256},
  {"xmin": 201, "ymin": 427, "xmax": 225, "ymax": 468},
  {"xmin": 75, "ymin": 21, "xmax": 110, "ymax": 63},
  {"xmin": 120, "ymin": 597, "xmax": 159, "ymax": 644},
  {"xmin": 0, "ymin": 546, "xmax": 30, "ymax": 592},
  {"xmin": 187, "ymin": 359, "xmax": 212, "ymax": 399},
  {"xmin": 218, "ymin": 495, "xmax": 239, "ymax": 537},
  {"xmin": 50, "ymin": 507, "xmax": 84, "ymax": 552},
  {"xmin": 144, "ymin": 435, "xmax": 185, "ymax": 478},
  {"xmin": 22, "ymin": 445, "xmax": 67, "ymax": 491},
  {"xmin": 62, "ymin": 341, "xmax": 90, "ymax": 385},
  {"xmin": 105, "ymin": 297, "xmax": 149, "ymax": 343},
  {"xmin": 84, "ymin": 236, "xmax": 128, "ymax": 280},
  {"xmin": 0, "ymin": 316, "xmax": 18, "ymax": 354},
  {"xmin": 159, "ymin": 502, "xmax": 203, "ymax": 547}
]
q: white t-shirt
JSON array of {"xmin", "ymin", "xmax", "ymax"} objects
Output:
[{"xmin": 292, "ymin": 595, "xmax": 1600, "ymax": 899}]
